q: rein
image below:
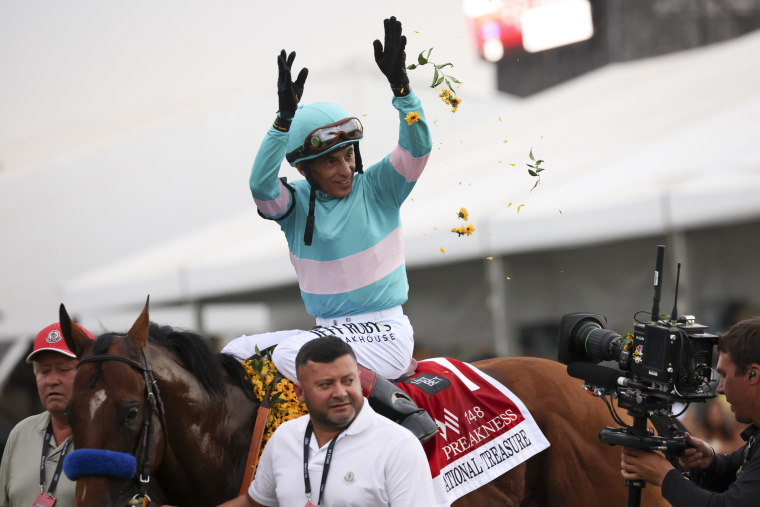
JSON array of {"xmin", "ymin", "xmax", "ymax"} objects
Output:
[
  {"xmin": 239, "ymin": 372, "xmax": 282, "ymax": 495},
  {"xmin": 76, "ymin": 352, "xmax": 168, "ymax": 503}
]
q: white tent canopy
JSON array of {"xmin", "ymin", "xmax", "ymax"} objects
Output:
[{"xmin": 62, "ymin": 31, "xmax": 760, "ymax": 315}]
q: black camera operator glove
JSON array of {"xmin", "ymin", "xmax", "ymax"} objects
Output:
[
  {"xmin": 373, "ymin": 16, "xmax": 410, "ymax": 97},
  {"xmin": 273, "ymin": 49, "xmax": 308, "ymax": 132}
]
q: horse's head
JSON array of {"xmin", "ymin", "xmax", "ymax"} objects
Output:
[{"xmin": 61, "ymin": 300, "xmax": 167, "ymax": 507}]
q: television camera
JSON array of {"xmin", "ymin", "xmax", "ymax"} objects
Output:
[{"xmin": 557, "ymin": 245, "xmax": 719, "ymax": 507}]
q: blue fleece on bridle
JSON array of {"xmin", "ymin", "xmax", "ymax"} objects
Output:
[{"xmin": 63, "ymin": 448, "xmax": 137, "ymax": 480}]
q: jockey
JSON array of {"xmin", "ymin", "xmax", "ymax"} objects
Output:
[{"xmin": 223, "ymin": 16, "xmax": 437, "ymax": 442}]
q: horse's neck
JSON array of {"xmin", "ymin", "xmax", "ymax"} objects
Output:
[{"xmin": 149, "ymin": 350, "xmax": 259, "ymax": 505}]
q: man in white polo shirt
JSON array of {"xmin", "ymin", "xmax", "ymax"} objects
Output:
[{"xmin": 218, "ymin": 336, "xmax": 439, "ymax": 507}]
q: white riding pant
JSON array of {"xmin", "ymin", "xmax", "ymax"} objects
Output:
[{"xmin": 221, "ymin": 306, "xmax": 414, "ymax": 382}]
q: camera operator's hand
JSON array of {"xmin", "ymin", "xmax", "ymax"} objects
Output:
[
  {"xmin": 678, "ymin": 432, "xmax": 715, "ymax": 471},
  {"xmin": 620, "ymin": 447, "xmax": 673, "ymax": 486}
]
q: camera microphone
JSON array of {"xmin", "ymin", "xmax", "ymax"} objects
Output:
[
  {"xmin": 567, "ymin": 362, "xmax": 650, "ymax": 391},
  {"xmin": 567, "ymin": 362, "xmax": 623, "ymax": 390}
]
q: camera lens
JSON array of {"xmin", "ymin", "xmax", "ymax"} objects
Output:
[{"xmin": 575, "ymin": 321, "xmax": 624, "ymax": 363}]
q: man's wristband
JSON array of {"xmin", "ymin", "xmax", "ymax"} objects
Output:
[{"xmin": 273, "ymin": 114, "xmax": 292, "ymax": 132}]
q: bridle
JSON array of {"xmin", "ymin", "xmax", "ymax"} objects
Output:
[{"xmin": 77, "ymin": 351, "xmax": 168, "ymax": 504}]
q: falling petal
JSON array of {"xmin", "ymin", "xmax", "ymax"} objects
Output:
[
  {"xmin": 434, "ymin": 119, "xmax": 439, "ymax": 124},
  {"xmin": 414, "ymin": 30, "xmax": 420, "ymax": 33},
  {"xmin": 503, "ymin": 139, "xmax": 509, "ymax": 143},
  {"xmin": 509, "ymin": 163, "xmax": 516, "ymax": 166},
  {"xmin": 507, "ymin": 276, "xmax": 511, "ymax": 280},
  {"xmin": 440, "ymin": 247, "xmax": 446, "ymax": 253},
  {"xmin": 486, "ymin": 256, "xmax": 493, "ymax": 260},
  {"xmin": 498, "ymin": 160, "xmax": 503, "ymax": 164},
  {"xmin": 498, "ymin": 115, "xmax": 502, "ymax": 122},
  {"xmin": 517, "ymin": 204, "xmax": 525, "ymax": 213},
  {"xmin": 507, "ymin": 202, "xmax": 513, "ymax": 207}
]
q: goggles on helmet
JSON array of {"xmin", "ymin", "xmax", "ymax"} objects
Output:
[{"xmin": 286, "ymin": 117, "xmax": 363, "ymax": 164}]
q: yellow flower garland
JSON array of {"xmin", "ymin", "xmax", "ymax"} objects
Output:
[{"xmin": 242, "ymin": 358, "xmax": 309, "ymax": 457}]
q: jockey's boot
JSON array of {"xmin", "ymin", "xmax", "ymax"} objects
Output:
[{"xmin": 358, "ymin": 365, "xmax": 439, "ymax": 443}]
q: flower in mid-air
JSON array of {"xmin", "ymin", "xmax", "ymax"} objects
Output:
[
  {"xmin": 439, "ymin": 89, "xmax": 461, "ymax": 112},
  {"xmin": 450, "ymin": 223, "xmax": 475, "ymax": 237}
]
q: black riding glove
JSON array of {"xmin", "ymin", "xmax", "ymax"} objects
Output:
[
  {"xmin": 373, "ymin": 16, "xmax": 410, "ymax": 97},
  {"xmin": 274, "ymin": 49, "xmax": 308, "ymax": 131}
]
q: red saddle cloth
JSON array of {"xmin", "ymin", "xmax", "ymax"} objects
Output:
[{"xmin": 397, "ymin": 357, "xmax": 550, "ymax": 505}]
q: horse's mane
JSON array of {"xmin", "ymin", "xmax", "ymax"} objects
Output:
[
  {"xmin": 91, "ymin": 323, "xmax": 255, "ymax": 401},
  {"xmin": 141, "ymin": 323, "xmax": 224, "ymax": 398},
  {"xmin": 147, "ymin": 323, "xmax": 256, "ymax": 401}
]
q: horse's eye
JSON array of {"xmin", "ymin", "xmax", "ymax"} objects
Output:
[{"xmin": 126, "ymin": 407, "xmax": 139, "ymax": 421}]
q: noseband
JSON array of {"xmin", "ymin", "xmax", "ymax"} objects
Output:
[{"xmin": 75, "ymin": 351, "xmax": 168, "ymax": 502}]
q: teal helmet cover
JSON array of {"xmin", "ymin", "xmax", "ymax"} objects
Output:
[{"xmin": 285, "ymin": 102, "xmax": 363, "ymax": 167}]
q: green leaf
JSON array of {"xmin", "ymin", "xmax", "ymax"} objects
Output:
[
  {"xmin": 528, "ymin": 169, "xmax": 537, "ymax": 177},
  {"xmin": 418, "ymin": 51, "xmax": 427, "ymax": 65},
  {"xmin": 536, "ymin": 159, "xmax": 544, "ymax": 165},
  {"xmin": 446, "ymin": 78, "xmax": 455, "ymax": 92},
  {"xmin": 407, "ymin": 64, "xmax": 417, "ymax": 70},
  {"xmin": 536, "ymin": 168, "xmax": 544, "ymax": 173},
  {"xmin": 448, "ymin": 76, "xmax": 461, "ymax": 84},
  {"xmin": 529, "ymin": 149, "xmax": 535, "ymax": 161},
  {"xmin": 435, "ymin": 63, "xmax": 453, "ymax": 69},
  {"xmin": 431, "ymin": 68, "xmax": 440, "ymax": 88},
  {"xmin": 531, "ymin": 180, "xmax": 540, "ymax": 192},
  {"xmin": 434, "ymin": 74, "xmax": 445, "ymax": 87},
  {"xmin": 425, "ymin": 48, "xmax": 433, "ymax": 60}
]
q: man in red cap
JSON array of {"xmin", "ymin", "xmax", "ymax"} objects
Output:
[{"xmin": 0, "ymin": 321, "xmax": 93, "ymax": 507}]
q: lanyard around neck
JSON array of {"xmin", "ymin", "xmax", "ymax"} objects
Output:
[
  {"xmin": 303, "ymin": 421, "xmax": 344, "ymax": 506},
  {"xmin": 40, "ymin": 421, "xmax": 71, "ymax": 495}
]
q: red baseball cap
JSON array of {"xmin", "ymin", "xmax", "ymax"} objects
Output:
[{"xmin": 26, "ymin": 322, "xmax": 95, "ymax": 363}]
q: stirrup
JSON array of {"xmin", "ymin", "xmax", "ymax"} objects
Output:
[
  {"xmin": 360, "ymin": 366, "xmax": 438, "ymax": 443},
  {"xmin": 402, "ymin": 410, "xmax": 439, "ymax": 443}
]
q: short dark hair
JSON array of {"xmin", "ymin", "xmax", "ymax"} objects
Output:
[
  {"xmin": 295, "ymin": 336, "xmax": 356, "ymax": 375},
  {"xmin": 718, "ymin": 317, "xmax": 760, "ymax": 374}
]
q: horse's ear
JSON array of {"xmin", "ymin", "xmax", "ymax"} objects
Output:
[
  {"xmin": 128, "ymin": 296, "xmax": 150, "ymax": 350},
  {"xmin": 59, "ymin": 304, "xmax": 90, "ymax": 359}
]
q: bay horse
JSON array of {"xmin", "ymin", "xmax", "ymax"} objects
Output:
[{"xmin": 60, "ymin": 303, "xmax": 668, "ymax": 506}]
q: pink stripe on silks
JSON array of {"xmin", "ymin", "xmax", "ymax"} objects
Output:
[
  {"xmin": 291, "ymin": 227, "xmax": 405, "ymax": 295},
  {"xmin": 389, "ymin": 145, "xmax": 430, "ymax": 183},
  {"xmin": 254, "ymin": 180, "xmax": 291, "ymax": 217}
]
